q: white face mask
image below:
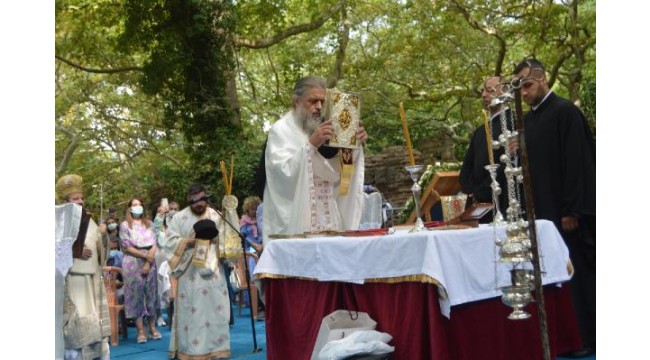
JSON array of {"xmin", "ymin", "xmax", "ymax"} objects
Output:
[
  {"xmin": 131, "ymin": 205, "xmax": 144, "ymax": 216},
  {"xmin": 107, "ymin": 223, "xmax": 118, "ymax": 231}
]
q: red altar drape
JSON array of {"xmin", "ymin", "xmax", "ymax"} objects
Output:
[{"xmin": 264, "ymin": 278, "xmax": 581, "ymax": 360}]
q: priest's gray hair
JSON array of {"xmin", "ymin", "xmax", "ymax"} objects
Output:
[{"xmin": 292, "ymin": 76, "xmax": 326, "ymax": 103}]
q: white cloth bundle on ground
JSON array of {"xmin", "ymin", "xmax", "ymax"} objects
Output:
[{"xmin": 318, "ymin": 330, "xmax": 394, "ymax": 360}]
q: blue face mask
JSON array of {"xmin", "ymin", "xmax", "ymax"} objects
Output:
[
  {"xmin": 131, "ymin": 205, "xmax": 144, "ymax": 216},
  {"xmin": 109, "ymin": 249, "xmax": 120, "ymax": 258},
  {"xmin": 107, "ymin": 223, "xmax": 118, "ymax": 231}
]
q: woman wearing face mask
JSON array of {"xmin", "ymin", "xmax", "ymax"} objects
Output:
[
  {"xmin": 119, "ymin": 197, "xmax": 161, "ymax": 344},
  {"xmin": 105, "ymin": 219, "xmax": 123, "ymax": 267},
  {"xmin": 106, "ymin": 218, "xmax": 119, "ymax": 240}
]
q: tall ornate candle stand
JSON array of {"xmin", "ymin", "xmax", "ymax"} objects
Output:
[{"xmin": 490, "ymin": 89, "xmax": 536, "ymax": 321}]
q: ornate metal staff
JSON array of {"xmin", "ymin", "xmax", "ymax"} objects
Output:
[{"xmin": 512, "ymin": 80, "xmax": 551, "ymax": 360}]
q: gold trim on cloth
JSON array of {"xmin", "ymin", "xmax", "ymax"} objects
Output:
[
  {"xmin": 339, "ymin": 148, "xmax": 354, "ymax": 196},
  {"xmin": 365, "ymin": 274, "xmax": 441, "ymax": 285},
  {"xmin": 192, "ymin": 239, "xmax": 211, "ymax": 267},
  {"xmin": 255, "ymin": 273, "xmax": 441, "ymax": 286},
  {"xmin": 567, "ymin": 260, "xmax": 574, "ymax": 276},
  {"xmin": 169, "ymin": 237, "xmax": 189, "ymax": 270},
  {"xmin": 170, "ymin": 349, "xmax": 232, "ymax": 360},
  {"xmin": 254, "ymin": 273, "xmax": 318, "ymax": 281}
]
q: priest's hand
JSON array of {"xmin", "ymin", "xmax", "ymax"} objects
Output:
[
  {"xmin": 81, "ymin": 247, "xmax": 92, "ymax": 260},
  {"xmin": 98, "ymin": 223, "xmax": 107, "ymax": 234},
  {"xmin": 561, "ymin": 215, "xmax": 578, "ymax": 233},
  {"xmin": 356, "ymin": 121, "xmax": 368, "ymax": 144},
  {"xmin": 309, "ymin": 120, "xmax": 334, "ymax": 148}
]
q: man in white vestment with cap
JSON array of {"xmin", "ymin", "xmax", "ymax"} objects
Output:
[{"xmin": 56, "ymin": 174, "xmax": 110, "ymax": 360}]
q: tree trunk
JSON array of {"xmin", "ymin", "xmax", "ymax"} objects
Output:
[{"xmin": 226, "ymin": 70, "xmax": 241, "ymax": 127}]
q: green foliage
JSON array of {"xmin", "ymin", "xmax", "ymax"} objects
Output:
[
  {"xmin": 120, "ymin": 0, "xmax": 238, "ymax": 145},
  {"xmin": 177, "ymin": 126, "xmax": 265, "ymax": 208},
  {"xmin": 56, "ymin": 0, "xmax": 596, "ymax": 214},
  {"xmin": 580, "ymin": 62, "xmax": 596, "ymax": 138}
]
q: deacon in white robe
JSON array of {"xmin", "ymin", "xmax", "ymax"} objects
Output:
[
  {"xmin": 263, "ymin": 76, "xmax": 367, "ymax": 243},
  {"xmin": 161, "ymin": 184, "xmax": 231, "ymax": 360}
]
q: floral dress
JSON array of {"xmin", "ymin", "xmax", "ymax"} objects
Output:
[
  {"xmin": 239, "ymin": 215, "xmax": 261, "ymax": 273},
  {"xmin": 119, "ymin": 221, "xmax": 159, "ymax": 319}
]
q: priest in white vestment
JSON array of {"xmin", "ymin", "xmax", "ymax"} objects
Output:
[
  {"xmin": 56, "ymin": 174, "xmax": 111, "ymax": 360},
  {"xmin": 263, "ymin": 76, "xmax": 368, "ymax": 243},
  {"xmin": 161, "ymin": 183, "xmax": 231, "ymax": 359},
  {"xmin": 55, "ymin": 203, "xmax": 82, "ymax": 360}
]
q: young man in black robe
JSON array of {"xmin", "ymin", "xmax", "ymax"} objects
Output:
[
  {"xmin": 459, "ymin": 76, "xmax": 513, "ymax": 223},
  {"xmin": 514, "ymin": 59, "xmax": 596, "ymax": 358}
]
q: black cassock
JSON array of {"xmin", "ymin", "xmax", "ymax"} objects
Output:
[
  {"xmin": 459, "ymin": 108, "xmax": 513, "ymax": 223},
  {"xmin": 523, "ymin": 91, "xmax": 596, "ymax": 350},
  {"xmin": 523, "ymin": 92, "xmax": 596, "ymax": 226}
]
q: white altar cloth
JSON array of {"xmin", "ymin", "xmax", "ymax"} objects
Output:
[{"xmin": 254, "ymin": 219, "xmax": 572, "ymax": 318}]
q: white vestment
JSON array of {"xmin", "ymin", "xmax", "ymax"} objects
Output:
[
  {"xmin": 161, "ymin": 206, "xmax": 231, "ymax": 359},
  {"xmin": 263, "ymin": 110, "xmax": 365, "ymax": 243},
  {"xmin": 63, "ymin": 218, "xmax": 111, "ymax": 360},
  {"xmin": 55, "ymin": 203, "xmax": 82, "ymax": 360}
]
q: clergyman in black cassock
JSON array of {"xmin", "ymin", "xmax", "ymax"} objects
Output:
[
  {"xmin": 515, "ymin": 59, "xmax": 596, "ymax": 356},
  {"xmin": 460, "ymin": 76, "xmax": 513, "ymax": 223}
]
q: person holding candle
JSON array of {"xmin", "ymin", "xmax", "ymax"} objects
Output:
[
  {"xmin": 262, "ymin": 76, "xmax": 368, "ymax": 243},
  {"xmin": 459, "ymin": 75, "xmax": 512, "ymax": 223}
]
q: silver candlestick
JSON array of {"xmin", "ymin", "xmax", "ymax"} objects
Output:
[
  {"xmin": 405, "ymin": 165, "xmax": 425, "ymax": 232},
  {"xmin": 484, "ymin": 164, "xmax": 506, "ymax": 225}
]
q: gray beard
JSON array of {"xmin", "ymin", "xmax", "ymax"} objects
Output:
[{"xmin": 296, "ymin": 106, "xmax": 323, "ymax": 135}]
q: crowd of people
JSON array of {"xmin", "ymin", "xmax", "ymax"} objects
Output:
[{"xmin": 55, "ymin": 67, "xmax": 595, "ymax": 359}]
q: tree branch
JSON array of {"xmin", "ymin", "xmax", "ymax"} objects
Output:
[
  {"xmin": 384, "ymin": 76, "xmax": 474, "ymax": 102},
  {"xmin": 326, "ymin": 5, "xmax": 350, "ymax": 88},
  {"xmin": 56, "ymin": 125, "xmax": 81, "ymax": 178},
  {"xmin": 55, "ymin": 55, "xmax": 144, "ymax": 74},
  {"xmin": 450, "ymin": 0, "xmax": 508, "ymax": 76},
  {"xmin": 233, "ymin": 0, "xmax": 346, "ymax": 49}
]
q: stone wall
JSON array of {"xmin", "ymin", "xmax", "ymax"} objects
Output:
[
  {"xmin": 364, "ymin": 145, "xmax": 418, "ymax": 211},
  {"xmin": 365, "ymin": 136, "xmax": 458, "ymax": 210}
]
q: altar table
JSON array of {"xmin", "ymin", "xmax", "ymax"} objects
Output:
[{"xmin": 254, "ymin": 220, "xmax": 582, "ymax": 359}]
